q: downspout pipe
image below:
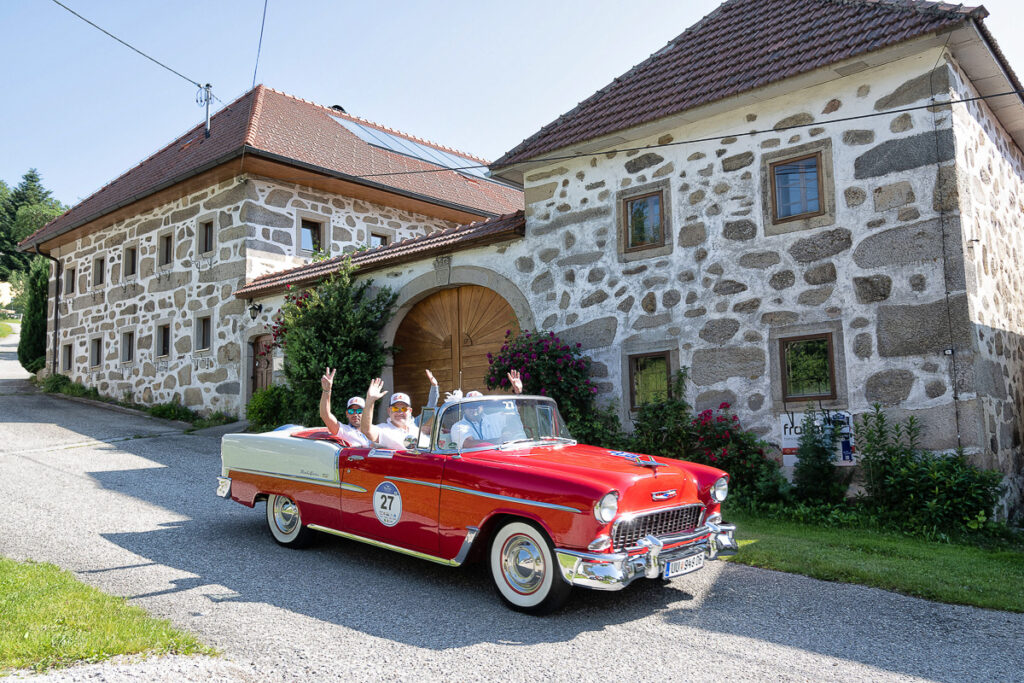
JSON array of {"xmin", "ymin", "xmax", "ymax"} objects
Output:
[{"xmin": 34, "ymin": 246, "xmax": 61, "ymax": 376}]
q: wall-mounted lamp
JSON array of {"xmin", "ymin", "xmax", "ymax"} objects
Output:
[{"xmin": 248, "ymin": 302, "xmax": 263, "ymax": 321}]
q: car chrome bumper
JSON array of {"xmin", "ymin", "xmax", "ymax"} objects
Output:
[
  {"xmin": 216, "ymin": 476, "xmax": 231, "ymax": 498},
  {"xmin": 555, "ymin": 521, "xmax": 738, "ymax": 591}
]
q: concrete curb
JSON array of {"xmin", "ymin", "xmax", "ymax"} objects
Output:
[{"xmin": 42, "ymin": 391, "xmax": 193, "ymax": 431}]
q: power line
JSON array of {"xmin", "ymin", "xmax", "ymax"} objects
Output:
[
  {"xmin": 49, "ymin": 0, "xmax": 203, "ymax": 89},
  {"xmin": 353, "ymin": 87, "xmax": 1024, "ymax": 180},
  {"xmin": 251, "ymin": 0, "xmax": 269, "ymax": 90}
]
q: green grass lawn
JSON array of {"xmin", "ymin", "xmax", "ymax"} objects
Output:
[
  {"xmin": 0, "ymin": 557, "xmax": 214, "ymax": 673},
  {"xmin": 724, "ymin": 509, "xmax": 1024, "ymax": 612},
  {"xmin": 0, "ymin": 321, "xmax": 13, "ymax": 338}
]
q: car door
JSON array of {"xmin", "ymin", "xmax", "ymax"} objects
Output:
[{"xmin": 339, "ymin": 425, "xmax": 445, "ymax": 555}]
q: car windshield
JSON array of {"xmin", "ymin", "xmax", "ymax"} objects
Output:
[{"xmin": 433, "ymin": 396, "xmax": 574, "ymax": 453}]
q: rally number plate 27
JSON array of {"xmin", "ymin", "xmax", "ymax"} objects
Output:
[{"xmin": 664, "ymin": 552, "xmax": 704, "ymax": 579}]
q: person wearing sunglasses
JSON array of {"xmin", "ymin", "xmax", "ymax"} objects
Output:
[
  {"xmin": 319, "ymin": 367, "xmax": 372, "ymax": 447},
  {"xmin": 360, "ymin": 377, "xmax": 420, "ymax": 450}
]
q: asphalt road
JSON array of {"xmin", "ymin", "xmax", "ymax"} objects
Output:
[{"xmin": 1, "ymin": 328, "xmax": 1023, "ymax": 682}]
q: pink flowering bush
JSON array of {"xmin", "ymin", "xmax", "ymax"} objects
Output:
[{"xmin": 485, "ymin": 330, "xmax": 625, "ymax": 447}]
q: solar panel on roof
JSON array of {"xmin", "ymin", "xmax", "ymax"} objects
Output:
[{"xmin": 329, "ymin": 115, "xmax": 495, "ymax": 183}]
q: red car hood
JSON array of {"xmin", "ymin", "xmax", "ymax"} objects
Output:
[{"xmin": 467, "ymin": 443, "xmax": 703, "ymax": 510}]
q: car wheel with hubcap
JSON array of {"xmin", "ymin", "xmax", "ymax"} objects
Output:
[
  {"xmin": 489, "ymin": 520, "xmax": 570, "ymax": 615},
  {"xmin": 266, "ymin": 493, "xmax": 315, "ymax": 547}
]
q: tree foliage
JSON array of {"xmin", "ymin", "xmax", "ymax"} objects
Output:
[
  {"xmin": 17, "ymin": 256, "xmax": 50, "ymax": 373},
  {"xmin": 0, "ymin": 170, "xmax": 65, "ymax": 281},
  {"xmin": 265, "ymin": 257, "xmax": 397, "ymax": 426},
  {"xmin": 791, "ymin": 406, "xmax": 849, "ymax": 504}
]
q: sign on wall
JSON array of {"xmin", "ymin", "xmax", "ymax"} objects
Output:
[{"xmin": 780, "ymin": 410, "xmax": 856, "ymax": 467}]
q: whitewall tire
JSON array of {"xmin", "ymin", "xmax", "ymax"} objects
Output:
[
  {"xmin": 266, "ymin": 494, "xmax": 315, "ymax": 548},
  {"xmin": 489, "ymin": 520, "xmax": 571, "ymax": 615}
]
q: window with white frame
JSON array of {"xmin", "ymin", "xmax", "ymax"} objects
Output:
[{"xmin": 299, "ymin": 218, "xmax": 324, "ymax": 253}]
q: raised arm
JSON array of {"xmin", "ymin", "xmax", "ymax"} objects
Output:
[
  {"xmin": 508, "ymin": 369, "xmax": 524, "ymax": 395},
  {"xmin": 425, "ymin": 369, "xmax": 440, "ymax": 409},
  {"xmin": 360, "ymin": 377, "xmax": 388, "ymax": 444},
  {"xmin": 319, "ymin": 367, "xmax": 339, "ymax": 435}
]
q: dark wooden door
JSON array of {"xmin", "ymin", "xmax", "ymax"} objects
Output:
[
  {"xmin": 252, "ymin": 335, "xmax": 274, "ymax": 395},
  {"xmin": 392, "ymin": 286, "xmax": 518, "ymax": 409}
]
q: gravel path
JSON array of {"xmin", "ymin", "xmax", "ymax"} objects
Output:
[{"xmin": 1, "ymin": 329, "xmax": 1022, "ymax": 682}]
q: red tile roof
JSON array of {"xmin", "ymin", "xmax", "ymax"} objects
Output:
[
  {"xmin": 21, "ymin": 86, "xmax": 523, "ymax": 250},
  {"xmin": 233, "ymin": 210, "xmax": 526, "ymax": 298},
  {"xmin": 492, "ymin": 0, "xmax": 986, "ymax": 169}
]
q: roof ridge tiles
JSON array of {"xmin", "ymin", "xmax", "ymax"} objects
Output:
[{"xmin": 259, "ymin": 86, "xmax": 491, "ymax": 165}]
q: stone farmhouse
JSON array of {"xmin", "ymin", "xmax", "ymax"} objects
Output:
[
  {"xmin": 22, "ymin": 0, "xmax": 1024, "ymax": 514},
  {"xmin": 17, "ymin": 86, "xmax": 522, "ymax": 412},
  {"xmin": 235, "ymin": 0, "xmax": 1024, "ymax": 516}
]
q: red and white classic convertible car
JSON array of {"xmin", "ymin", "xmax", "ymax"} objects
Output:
[{"xmin": 218, "ymin": 395, "xmax": 737, "ymax": 614}]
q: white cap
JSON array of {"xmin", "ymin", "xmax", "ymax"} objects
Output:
[
  {"xmin": 466, "ymin": 390, "xmax": 483, "ymax": 398},
  {"xmin": 347, "ymin": 396, "xmax": 364, "ymax": 408},
  {"xmin": 390, "ymin": 392, "xmax": 411, "ymax": 406}
]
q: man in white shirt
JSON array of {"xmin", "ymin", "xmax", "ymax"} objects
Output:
[
  {"xmin": 319, "ymin": 367, "xmax": 372, "ymax": 447},
  {"xmin": 360, "ymin": 378, "xmax": 421, "ymax": 450}
]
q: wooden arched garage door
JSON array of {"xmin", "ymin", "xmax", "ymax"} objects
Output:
[{"xmin": 392, "ymin": 285, "xmax": 518, "ymax": 409}]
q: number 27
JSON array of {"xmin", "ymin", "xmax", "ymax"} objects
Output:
[{"xmin": 379, "ymin": 494, "xmax": 394, "ymax": 511}]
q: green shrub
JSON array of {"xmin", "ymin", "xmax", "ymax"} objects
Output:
[
  {"xmin": 147, "ymin": 399, "xmax": 199, "ymax": 423},
  {"xmin": 629, "ymin": 370, "xmax": 787, "ymax": 504},
  {"xmin": 485, "ymin": 329, "xmax": 625, "ymax": 446},
  {"xmin": 856, "ymin": 404, "xmax": 1003, "ymax": 538},
  {"xmin": 41, "ymin": 373, "xmax": 71, "ymax": 393},
  {"xmin": 16, "ymin": 256, "xmax": 48, "ymax": 373},
  {"xmin": 792, "ymin": 407, "xmax": 851, "ymax": 504},
  {"xmin": 246, "ymin": 384, "xmax": 301, "ymax": 433},
  {"xmin": 271, "ymin": 257, "xmax": 396, "ymax": 426}
]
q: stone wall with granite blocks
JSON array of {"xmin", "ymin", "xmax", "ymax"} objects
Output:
[
  {"xmin": 949, "ymin": 62, "xmax": 1024, "ymax": 516},
  {"xmin": 45, "ymin": 173, "xmax": 455, "ymax": 417},
  {"xmin": 508, "ymin": 51, "xmax": 971, "ymax": 447}
]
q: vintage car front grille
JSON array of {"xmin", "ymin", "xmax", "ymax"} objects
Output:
[{"xmin": 612, "ymin": 504, "xmax": 705, "ymax": 551}]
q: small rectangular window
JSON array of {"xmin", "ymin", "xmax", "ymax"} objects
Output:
[
  {"xmin": 124, "ymin": 246, "xmax": 137, "ymax": 277},
  {"xmin": 780, "ymin": 333, "xmax": 836, "ymax": 401},
  {"xmin": 623, "ymin": 192, "xmax": 664, "ymax": 251},
  {"xmin": 628, "ymin": 352, "xmax": 670, "ymax": 409},
  {"xmin": 65, "ymin": 268, "xmax": 76, "ymax": 295},
  {"xmin": 300, "ymin": 219, "xmax": 323, "ymax": 253},
  {"xmin": 156, "ymin": 324, "xmax": 171, "ymax": 358},
  {"xmin": 61, "ymin": 344, "xmax": 72, "ymax": 371},
  {"xmin": 159, "ymin": 233, "xmax": 174, "ymax": 266},
  {"xmin": 771, "ymin": 153, "xmax": 823, "ymax": 222},
  {"xmin": 199, "ymin": 221, "xmax": 215, "ymax": 254},
  {"xmin": 196, "ymin": 316, "xmax": 212, "ymax": 351},
  {"xmin": 89, "ymin": 338, "xmax": 102, "ymax": 368},
  {"xmin": 369, "ymin": 233, "xmax": 389, "ymax": 249},
  {"xmin": 121, "ymin": 331, "xmax": 134, "ymax": 363},
  {"xmin": 93, "ymin": 257, "xmax": 105, "ymax": 286}
]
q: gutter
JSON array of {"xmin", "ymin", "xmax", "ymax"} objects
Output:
[{"xmin": 33, "ymin": 245, "xmax": 61, "ymax": 376}]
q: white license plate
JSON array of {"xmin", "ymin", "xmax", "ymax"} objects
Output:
[
  {"xmin": 664, "ymin": 552, "xmax": 704, "ymax": 579},
  {"xmin": 216, "ymin": 477, "xmax": 231, "ymax": 498}
]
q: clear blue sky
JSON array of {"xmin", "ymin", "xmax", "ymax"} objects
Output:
[{"xmin": 1, "ymin": 0, "xmax": 1022, "ymax": 207}]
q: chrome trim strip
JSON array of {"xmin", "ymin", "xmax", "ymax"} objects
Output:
[
  {"xmin": 307, "ymin": 524, "xmax": 479, "ymax": 567},
  {"xmin": 228, "ymin": 466, "xmax": 340, "ymax": 489},
  {"xmin": 620, "ymin": 525, "xmax": 712, "ymax": 552},
  {"xmin": 386, "ymin": 476, "xmax": 441, "ymax": 489},
  {"xmin": 439, "ymin": 484, "xmax": 582, "ymax": 513},
  {"xmin": 341, "ymin": 482, "xmax": 368, "ymax": 493},
  {"xmin": 613, "ymin": 502, "xmax": 705, "ymax": 525}
]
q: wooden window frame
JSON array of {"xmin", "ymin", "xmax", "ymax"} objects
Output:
[
  {"xmin": 92, "ymin": 257, "xmax": 105, "ymax": 287},
  {"xmin": 121, "ymin": 331, "xmax": 135, "ymax": 363},
  {"xmin": 769, "ymin": 151, "xmax": 825, "ymax": 224},
  {"xmin": 199, "ymin": 220, "xmax": 215, "ymax": 254},
  {"xmin": 627, "ymin": 351, "xmax": 672, "ymax": 410},
  {"xmin": 621, "ymin": 190, "xmax": 667, "ymax": 254},
  {"xmin": 156, "ymin": 323, "xmax": 171, "ymax": 359},
  {"xmin": 779, "ymin": 332, "xmax": 837, "ymax": 402},
  {"xmin": 299, "ymin": 218, "xmax": 324, "ymax": 254},
  {"xmin": 89, "ymin": 337, "xmax": 102, "ymax": 368}
]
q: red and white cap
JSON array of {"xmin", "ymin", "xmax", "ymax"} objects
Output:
[
  {"xmin": 466, "ymin": 390, "xmax": 483, "ymax": 398},
  {"xmin": 390, "ymin": 392, "xmax": 411, "ymax": 406},
  {"xmin": 347, "ymin": 396, "xmax": 364, "ymax": 408}
]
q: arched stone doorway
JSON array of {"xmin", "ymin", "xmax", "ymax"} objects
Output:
[{"xmin": 392, "ymin": 285, "xmax": 518, "ymax": 408}]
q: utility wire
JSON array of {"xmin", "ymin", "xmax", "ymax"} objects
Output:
[
  {"xmin": 251, "ymin": 0, "xmax": 269, "ymax": 89},
  {"xmin": 49, "ymin": 0, "xmax": 203, "ymax": 89},
  {"xmin": 354, "ymin": 87, "xmax": 1024, "ymax": 180}
]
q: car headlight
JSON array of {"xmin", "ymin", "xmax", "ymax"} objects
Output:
[
  {"xmin": 711, "ymin": 477, "xmax": 729, "ymax": 502},
  {"xmin": 594, "ymin": 491, "xmax": 619, "ymax": 523}
]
